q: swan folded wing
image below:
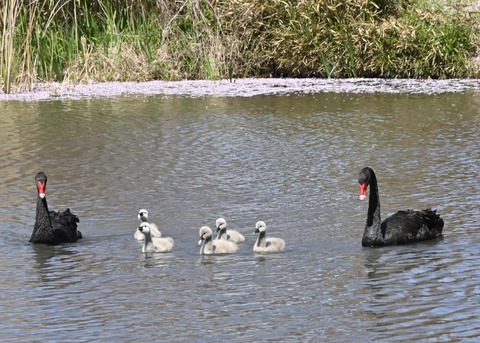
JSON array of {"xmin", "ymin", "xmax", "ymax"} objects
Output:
[
  {"xmin": 51, "ymin": 209, "xmax": 81, "ymax": 243},
  {"xmin": 149, "ymin": 237, "xmax": 174, "ymax": 252},
  {"xmin": 224, "ymin": 230, "xmax": 245, "ymax": 243},
  {"xmin": 266, "ymin": 238, "xmax": 286, "ymax": 251},
  {"xmin": 414, "ymin": 209, "xmax": 444, "ymax": 238},
  {"xmin": 212, "ymin": 240, "xmax": 238, "ymax": 254},
  {"xmin": 382, "ymin": 209, "xmax": 443, "ymax": 244}
]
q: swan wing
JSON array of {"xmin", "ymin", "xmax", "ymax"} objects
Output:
[
  {"xmin": 382, "ymin": 209, "xmax": 444, "ymax": 244},
  {"xmin": 212, "ymin": 239, "xmax": 238, "ymax": 254},
  {"xmin": 51, "ymin": 209, "xmax": 80, "ymax": 243}
]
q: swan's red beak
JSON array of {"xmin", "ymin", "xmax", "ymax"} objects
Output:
[
  {"xmin": 359, "ymin": 182, "xmax": 367, "ymax": 201},
  {"xmin": 37, "ymin": 181, "xmax": 46, "ymax": 198}
]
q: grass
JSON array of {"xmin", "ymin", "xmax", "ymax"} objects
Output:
[
  {"xmin": 0, "ymin": 0, "xmax": 479, "ymax": 93},
  {"xmin": 1, "ymin": 0, "xmax": 21, "ymax": 94}
]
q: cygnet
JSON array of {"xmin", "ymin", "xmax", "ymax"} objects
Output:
[
  {"xmin": 198, "ymin": 226, "xmax": 238, "ymax": 254},
  {"xmin": 253, "ymin": 221, "xmax": 285, "ymax": 253},
  {"xmin": 215, "ymin": 218, "xmax": 245, "ymax": 244},
  {"xmin": 137, "ymin": 222, "xmax": 174, "ymax": 253},
  {"xmin": 134, "ymin": 209, "xmax": 161, "ymax": 240}
]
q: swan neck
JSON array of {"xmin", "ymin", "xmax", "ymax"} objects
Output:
[
  {"xmin": 366, "ymin": 172, "xmax": 381, "ymax": 229},
  {"xmin": 256, "ymin": 231, "xmax": 266, "ymax": 247},
  {"xmin": 37, "ymin": 197, "xmax": 51, "ymax": 225},
  {"xmin": 362, "ymin": 171, "xmax": 384, "ymax": 246},
  {"xmin": 205, "ymin": 235, "xmax": 213, "ymax": 246},
  {"xmin": 201, "ymin": 235, "xmax": 213, "ymax": 253},
  {"xmin": 217, "ymin": 228, "xmax": 226, "ymax": 240},
  {"xmin": 142, "ymin": 232, "xmax": 153, "ymax": 251},
  {"xmin": 30, "ymin": 196, "xmax": 54, "ymax": 243}
]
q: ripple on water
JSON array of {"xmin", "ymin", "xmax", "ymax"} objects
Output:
[
  {"xmin": 358, "ymin": 239, "xmax": 480, "ymax": 342},
  {"xmin": 0, "ymin": 90, "xmax": 479, "ymax": 342}
]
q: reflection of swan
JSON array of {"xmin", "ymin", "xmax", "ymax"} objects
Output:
[
  {"xmin": 32, "ymin": 244, "xmax": 57, "ymax": 271},
  {"xmin": 358, "ymin": 167, "xmax": 444, "ymax": 247},
  {"xmin": 31, "ymin": 243, "xmax": 81, "ymax": 286},
  {"xmin": 29, "ymin": 172, "xmax": 82, "ymax": 245},
  {"xmin": 137, "ymin": 222, "xmax": 174, "ymax": 253},
  {"xmin": 253, "ymin": 221, "xmax": 285, "ymax": 253},
  {"xmin": 215, "ymin": 218, "xmax": 245, "ymax": 243},
  {"xmin": 360, "ymin": 242, "xmax": 448, "ymax": 328},
  {"xmin": 198, "ymin": 226, "xmax": 238, "ymax": 254},
  {"xmin": 134, "ymin": 209, "xmax": 161, "ymax": 241}
]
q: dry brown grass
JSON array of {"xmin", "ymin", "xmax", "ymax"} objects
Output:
[{"xmin": 1, "ymin": 0, "xmax": 479, "ymax": 93}]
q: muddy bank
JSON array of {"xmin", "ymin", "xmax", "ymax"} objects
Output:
[{"xmin": 1, "ymin": 78, "xmax": 480, "ymax": 101}]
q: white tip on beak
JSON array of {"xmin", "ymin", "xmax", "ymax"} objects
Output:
[
  {"xmin": 359, "ymin": 195, "xmax": 366, "ymax": 201},
  {"xmin": 39, "ymin": 193, "xmax": 46, "ymax": 199}
]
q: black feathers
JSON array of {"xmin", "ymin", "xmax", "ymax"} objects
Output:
[
  {"xmin": 30, "ymin": 172, "xmax": 82, "ymax": 245},
  {"xmin": 359, "ymin": 167, "xmax": 444, "ymax": 247}
]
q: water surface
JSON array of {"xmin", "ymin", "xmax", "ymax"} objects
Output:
[{"xmin": 0, "ymin": 86, "xmax": 479, "ymax": 342}]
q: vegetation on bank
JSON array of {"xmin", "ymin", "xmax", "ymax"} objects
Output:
[{"xmin": 1, "ymin": 0, "xmax": 479, "ymax": 93}]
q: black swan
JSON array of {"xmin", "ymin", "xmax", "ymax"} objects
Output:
[
  {"xmin": 358, "ymin": 167, "xmax": 444, "ymax": 247},
  {"xmin": 29, "ymin": 171, "xmax": 82, "ymax": 245}
]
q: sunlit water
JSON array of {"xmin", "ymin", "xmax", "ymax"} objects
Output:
[{"xmin": 0, "ymin": 86, "xmax": 479, "ymax": 342}]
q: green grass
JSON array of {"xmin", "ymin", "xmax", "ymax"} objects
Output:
[{"xmin": 1, "ymin": 0, "xmax": 479, "ymax": 93}]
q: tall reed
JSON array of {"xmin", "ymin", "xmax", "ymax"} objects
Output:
[
  {"xmin": 222, "ymin": 0, "xmax": 479, "ymax": 78},
  {"xmin": 0, "ymin": 0, "xmax": 479, "ymax": 93},
  {"xmin": 1, "ymin": 0, "xmax": 21, "ymax": 94}
]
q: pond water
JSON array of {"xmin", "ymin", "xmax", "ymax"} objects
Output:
[{"xmin": 0, "ymin": 81, "xmax": 479, "ymax": 342}]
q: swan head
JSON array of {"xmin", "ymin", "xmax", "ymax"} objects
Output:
[
  {"xmin": 198, "ymin": 226, "xmax": 213, "ymax": 245},
  {"xmin": 138, "ymin": 209, "xmax": 148, "ymax": 222},
  {"xmin": 358, "ymin": 167, "xmax": 373, "ymax": 201},
  {"xmin": 138, "ymin": 222, "xmax": 151, "ymax": 235},
  {"xmin": 35, "ymin": 171, "xmax": 47, "ymax": 199},
  {"xmin": 255, "ymin": 221, "xmax": 266, "ymax": 233},
  {"xmin": 215, "ymin": 218, "xmax": 227, "ymax": 232}
]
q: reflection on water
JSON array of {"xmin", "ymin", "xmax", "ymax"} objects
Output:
[
  {"xmin": 0, "ymin": 91, "xmax": 479, "ymax": 342},
  {"xmin": 360, "ymin": 238, "xmax": 479, "ymax": 341}
]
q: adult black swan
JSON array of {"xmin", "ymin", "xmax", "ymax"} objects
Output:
[
  {"xmin": 29, "ymin": 172, "xmax": 82, "ymax": 245},
  {"xmin": 358, "ymin": 167, "xmax": 443, "ymax": 247}
]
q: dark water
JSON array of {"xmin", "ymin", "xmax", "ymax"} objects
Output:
[{"xmin": 0, "ymin": 89, "xmax": 479, "ymax": 342}]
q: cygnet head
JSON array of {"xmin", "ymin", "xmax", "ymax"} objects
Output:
[
  {"xmin": 198, "ymin": 226, "xmax": 213, "ymax": 244},
  {"xmin": 138, "ymin": 209, "xmax": 148, "ymax": 222},
  {"xmin": 215, "ymin": 218, "xmax": 227, "ymax": 231},
  {"xmin": 255, "ymin": 221, "xmax": 266, "ymax": 233},
  {"xmin": 138, "ymin": 222, "xmax": 151, "ymax": 235}
]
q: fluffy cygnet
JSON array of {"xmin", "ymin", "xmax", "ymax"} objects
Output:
[
  {"xmin": 215, "ymin": 218, "xmax": 245, "ymax": 244},
  {"xmin": 198, "ymin": 226, "xmax": 239, "ymax": 255},
  {"xmin": 253, "ymin": 221, "xmax": 286, "ymax": 253},
  {"xmin": 138, "ymin": 209, "xmax": 149, "ymax": 223},
  {"xmin": 137, "ymin": 222, "xmax": 174, "ymax": 253},
  {"xmin": 134, "ymin": 209, "xmax": 161, "ymax": 240}
]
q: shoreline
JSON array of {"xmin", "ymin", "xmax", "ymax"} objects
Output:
[{"xmin": 1, "ymin": 78, "xmax": 480, "ymax": 102}]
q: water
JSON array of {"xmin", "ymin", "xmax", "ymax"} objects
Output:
[{"xmin": 0, "ymin": 84, "xmax": 479, "ymax": 342}]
